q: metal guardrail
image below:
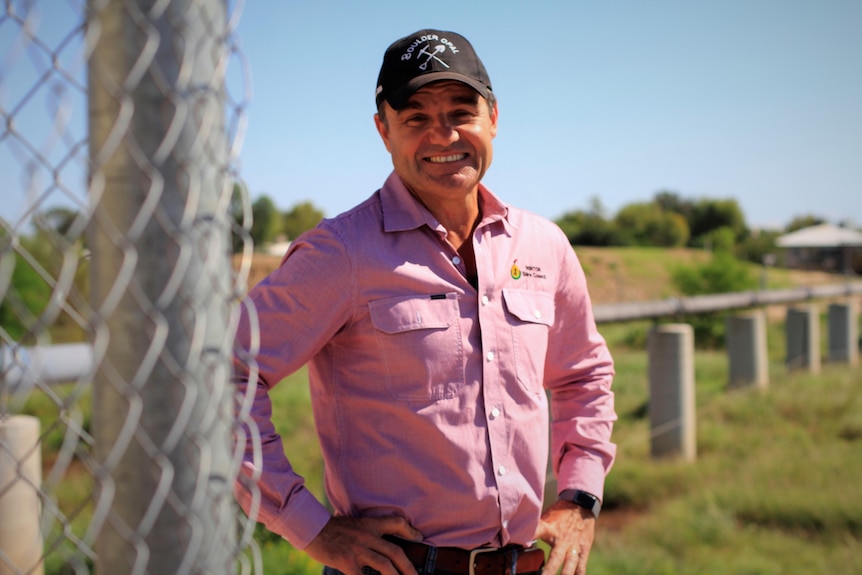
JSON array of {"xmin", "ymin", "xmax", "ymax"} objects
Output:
[{"xmin": 593, "ymin": 281, "xmax": 862, "ymax": 323}]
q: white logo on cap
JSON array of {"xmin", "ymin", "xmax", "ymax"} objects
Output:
[
  {"xmin": 400, "ymin": 34, "xmax": 461, "ymax": 70},
  {"xmin": 418, "ymin": 44, "xmax": 449, "ymax": 70}
]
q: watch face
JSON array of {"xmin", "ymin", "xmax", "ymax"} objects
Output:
[
  {"xmin": 575, "ymin": 491, "xmax": 596, "ymax": 505},
  {"xmin": 562, "ymin": 489, "xmax": 601, "ymax": 519}
]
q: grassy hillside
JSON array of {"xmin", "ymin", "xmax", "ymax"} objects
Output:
[
  {"xmin": 572, "ymin": 246, "xmax": 842, "ymax": 304},
  {"xmin": 241, "ymin": 246, "xmax": 845, "ymax": 304}
]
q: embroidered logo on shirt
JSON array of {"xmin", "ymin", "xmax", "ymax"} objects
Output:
[
  {"xmin": 511, "ymin": 260, "xmax": 547, "ymax": 280},
  {"xmin": 510, "ymin": 260, "xmax": 521, "ymax": 280}
]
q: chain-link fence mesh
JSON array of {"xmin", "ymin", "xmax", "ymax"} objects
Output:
[{"xmin": 1, "ymin": 1, "xmax": 258, "ymax": 573}]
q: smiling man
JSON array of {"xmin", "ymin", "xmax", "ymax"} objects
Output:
[{"xmin": 233, "ymin": 29, "xmax": 616, "ymax": 575}]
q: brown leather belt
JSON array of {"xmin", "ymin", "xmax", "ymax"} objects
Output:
[{"xmin": 384, "ymin": 536, "xmax": 545, "ymax": 575}]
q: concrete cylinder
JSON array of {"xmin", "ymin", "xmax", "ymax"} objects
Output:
[
  {"xmin": 786, "ymin": 305, "xmax": 821, "ymax": 373},
  {"xmin": 726, "ymin": 311, "xmax": 769, "ymax": 390},
  {"xmin": 648, "ymin": 324, "xmax": 696, "ymax": 461},
  {"xmin": 0, "ymin": 415, "xmax": 44, "ymax": 575},
  {"xmin": 828, "ymin": 301, "xmax": 859, "ymax": 366}
]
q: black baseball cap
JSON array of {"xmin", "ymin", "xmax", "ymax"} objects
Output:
[{"xmin": 375, "ymin": 29, "xmax": 493, "ymax": 110}]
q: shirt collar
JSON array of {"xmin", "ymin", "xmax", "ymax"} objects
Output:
[{"xmin": 380, "ymin": 171, "xmax": 514, "ymax": 234}]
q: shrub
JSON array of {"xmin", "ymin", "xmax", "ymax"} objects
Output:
[{"xmin": 671, "ymin": 253, "xmax": 758, "ymax": 347}]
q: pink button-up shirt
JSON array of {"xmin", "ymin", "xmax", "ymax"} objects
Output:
[{"xmin": 233, "ymin": 172, "xmax": 616, "ymax": 551}]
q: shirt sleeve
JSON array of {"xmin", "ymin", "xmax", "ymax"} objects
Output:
[
  {"xmin": 543, "ymin": 227, "xmax": 617, "ymax": 501},
  {"xmin": 232, "ymin": 225, "xmax": 354, "ymax": 548}
]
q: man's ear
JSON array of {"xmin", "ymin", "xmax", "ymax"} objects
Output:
[
  {"xmin": 489, "ymin": 100, "xmax": 499, "ymax": 139},
  {"xmin": 374, "ymin": 111, "xmax": 392, "ymax": 153}
]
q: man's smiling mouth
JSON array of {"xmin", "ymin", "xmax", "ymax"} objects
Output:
[{"xmin": 427, "ymin": 153, "xmax": 468, "ymax": 164}]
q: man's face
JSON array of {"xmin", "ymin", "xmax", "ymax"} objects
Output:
[{"xmin": 374, "ymin": 81, "xmax": 498, "ymax": 206}]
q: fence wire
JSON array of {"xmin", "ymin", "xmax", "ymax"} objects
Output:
[{"xmin": 0, "ymin": 1, "xmax": 258, "ymax": 573}]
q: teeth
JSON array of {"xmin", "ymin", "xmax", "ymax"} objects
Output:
[{"xmin": 428, "ymin": 153, "xmax": 466, "ymax": 163}]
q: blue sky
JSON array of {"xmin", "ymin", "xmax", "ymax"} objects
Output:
[
  {"xmin": 230, "ymin": 0, "xmax": 861, "ymax": 230},
  {"xmin": 2, "ymin": 0, "xmax": 860, "ymax": 231}
]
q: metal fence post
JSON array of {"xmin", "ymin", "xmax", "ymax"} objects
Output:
[{"xmin": 87, "ymin": 1, "xmax": 237, "ymax": 573}]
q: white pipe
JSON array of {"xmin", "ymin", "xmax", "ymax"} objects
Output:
[{"xmin": 2, "ymin": 343, "xmax": 93, "ymax": 393}]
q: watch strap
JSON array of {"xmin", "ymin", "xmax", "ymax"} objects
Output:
[{"xmin": 559, "ymin": 489, "xmax": 601, "ymax": 519}]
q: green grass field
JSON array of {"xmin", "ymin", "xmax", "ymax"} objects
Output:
[
  {"xmin": 261, "ymin": 318, "xmax": 861, "ymax": 575},
  {"xmin": 595, "ymin": 345, "xmax": 861, "ymax": 574}
]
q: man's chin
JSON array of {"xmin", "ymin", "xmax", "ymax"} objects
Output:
[{"xmin": 424, "ymin": 169, "xmax": 482, "ymax": 190}]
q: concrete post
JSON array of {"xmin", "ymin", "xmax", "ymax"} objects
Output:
[
  {"xmin": 648, "ymin": 324, "xmax": 696, "ymax": 461},
  {"xmin": 827, "ymin": 301, "xmax": 859, "ymax": 366},
  {"xmin": 726, "ymin": 311, "xmax": 769, "ymax": 390},
  {"xmin": 786, "ymin": 306, "xmax": 821, "ymax": 373},
  {"xmin": 0, "ymin": 415, "xmax": 44, "ymax": 575}
]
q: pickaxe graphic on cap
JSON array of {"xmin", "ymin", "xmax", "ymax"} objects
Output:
[{"xmin": 418, "ymin": 44, "xmax": 450, "ymax": 70}]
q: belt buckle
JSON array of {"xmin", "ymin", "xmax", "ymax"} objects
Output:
[{"xmin": 468, "ymin": 547, "xmax": 497, "ymax": 575}]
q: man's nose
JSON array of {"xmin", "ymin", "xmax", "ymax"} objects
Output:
[{"xmin": 427, "ymin": 116, "xmax": 459, "ymax": 146}]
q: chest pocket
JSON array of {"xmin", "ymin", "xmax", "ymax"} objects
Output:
[
  {"xmin": 369, "ymin": 293, "xmax": 463, "ymax": 401},
  {"xmin": 502, "ymin": 289, "xmax": 555, "ymax": 394}
]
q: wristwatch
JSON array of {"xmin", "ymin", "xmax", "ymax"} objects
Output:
[{"xmin": 559, "ymin": 489, "xmax": 601, "ymax": 519}]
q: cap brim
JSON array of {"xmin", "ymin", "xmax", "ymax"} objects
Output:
[{"xmin": 386, "ymin": 72, "xmax": 492, "ymax": 110}]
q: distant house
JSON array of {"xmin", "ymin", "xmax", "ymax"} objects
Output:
[{"xmin": 776, "ymin": 223, "xmax": 862, "ymax": 274}]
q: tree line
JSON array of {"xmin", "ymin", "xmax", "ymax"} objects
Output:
[
  {"xmin": 242, "ymin": 188, "xmax": 835, "ymax": 264},
  {"xmin": 241, "ymin": 194, "xmax": 324, "ymax": 251},
  {"xmin": 554, "ymin": 190, "xmax": 832, "ymax": 265}
]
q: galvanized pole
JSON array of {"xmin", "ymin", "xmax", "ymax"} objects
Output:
[{"xmin": 87, "ymin": 1, "xmax": 236, "ymax": 573}]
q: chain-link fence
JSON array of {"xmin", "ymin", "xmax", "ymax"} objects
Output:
[{"xmin": 1, "ymin": 1, "xmax": 258, "ymax": 573}]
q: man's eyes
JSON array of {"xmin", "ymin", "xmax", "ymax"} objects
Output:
[
  {"xmin": 452, "ymin": 110, "xmax": 478, "ymax": 121},
  {"xmin": 402, "ymin": 110, "xmax": 477, "ymax": 126},
  {"xmin": 404, "ymin": 114, "xmax": 429, "ymax": 125}
]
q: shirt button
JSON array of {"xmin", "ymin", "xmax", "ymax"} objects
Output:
[
  {"xmin": 486, "ymin": 351, "xmax": 495, "ymax": 362},
  {"xmin": 452, "ymin": 256, "xmax": 462, "ymax": 265},
  {"xmin": 534, "ymin": 310, "xmax": 542, "ymax": 319},
  {"xmin": 490, "ymin": 407, "xmax": 500, "ymax": 419},
  {"xmin": 498, "ymin": 465, "xmax": 507, "ymax": 476},
  {"xmin": 502, "ymin": 520, "xmax": 509, "ymax": 529},
  {"xmin": 481, "ymin": 295, "xmax": 489, "ymax": 305}
]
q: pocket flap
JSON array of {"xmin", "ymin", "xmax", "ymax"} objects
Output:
[
  {"xmin": 502, "ymin": 289, "xmax": 555, "ymax": 326},
  {"xmin": 369, "ymin": 293, "xmax": 457, "ymax": 334}
]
